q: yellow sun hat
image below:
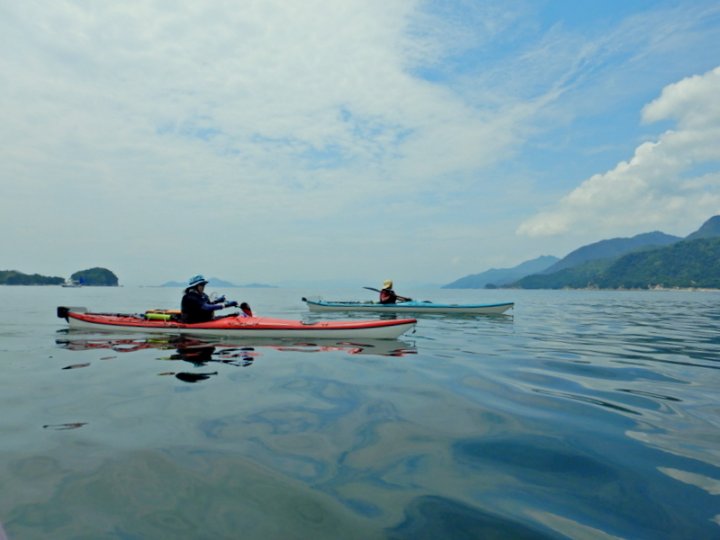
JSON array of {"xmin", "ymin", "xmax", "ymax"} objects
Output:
[{"xmin": 383, "ymin": 280, "xmax": 393, "ymax": 289}]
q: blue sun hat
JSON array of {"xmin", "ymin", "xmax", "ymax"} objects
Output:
[{"xmin": 188, "ymin": 274, "xmax": 209, "ymax": 288}]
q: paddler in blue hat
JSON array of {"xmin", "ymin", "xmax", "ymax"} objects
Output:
[{"xmin": 181, "ymin": 275, "xmax": 250, "ymax": 323}]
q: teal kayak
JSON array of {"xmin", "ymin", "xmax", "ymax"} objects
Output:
[{"xmin": 302, "ymin": 298, "xmax": 513, "ymax": 315}]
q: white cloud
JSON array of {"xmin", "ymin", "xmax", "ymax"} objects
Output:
[
  {"xmin": 643, "ymin": 67, "xmax": 720, "ymax": 128},
  {"xmin": 0, "ymin": 1, "xmax": 531, "ymax": 198},
  {"xmin": 1, "ymin": 3, "xmax": 534, "ymax": 233},
  {"xmin": 1, "ymin": 1, "xmax": 719, "ymax": 284},
  {"xmin": 518, "ymin": 66, "xmax": 720, "ymax": 239}
]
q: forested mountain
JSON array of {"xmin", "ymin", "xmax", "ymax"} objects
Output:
[
  {"xmin": 597, "ymin": 237, "xmax": 720, "ymax": 288},
  {"xmin": 443, "ymin": 215, "xmax": 720, "ymax": 290},
  {"xmin": 685, "ymin": 215, "xmax": 720, "ymax": 241},
  {"xmin": 513, "ymin": 215, "xmax": 720, "ymax": 289},
  {"xmin": 540, "ymin": 231, "xmax": 681, "ymax": 274},
  {"xmin": 515, "ymin": 237, "xmax": 720, "ymax": 289},
  {"xmin": 442, "ymin": 255, "xmax": 558, "ymax": 289}
]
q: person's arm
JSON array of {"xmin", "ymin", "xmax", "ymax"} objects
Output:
[{"xmin": 201, "ymin": 300, "xmax": 225, "ymax": 312}]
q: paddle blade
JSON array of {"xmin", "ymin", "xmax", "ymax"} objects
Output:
[{"xmin": 57, "ymin": 306, "xmax": 87, "ymax": 320}]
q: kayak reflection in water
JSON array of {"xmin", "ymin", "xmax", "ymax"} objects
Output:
[
  {"xmin": 172, "ymin": 343, "xmax": 255, "ymax": 367},
  {"xmin": 54, "ymin": 336, "xmax": 416, "ymax": 383},
  {"xmin": 167, "ymin": 341, "xmax": 256, "ymax": 383},
  {"xmin": 55, "ymin": 335, "xmax": 256, "ymax": 384},
  {"xmin": 181, "ymin": 274, "xmax": 252, "ymax": 323}
]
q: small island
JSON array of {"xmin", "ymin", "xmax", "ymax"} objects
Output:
[
  {"xmin": 0, "ymin": 270, "xmax": 64, "ymax": 285},
  {"xmin": 70, "ymin": 267, "xmax": 119, "ymax": 286},
  {"xmin": 0, "ymin": 267, "xmax": 119, "ymax": 286}
]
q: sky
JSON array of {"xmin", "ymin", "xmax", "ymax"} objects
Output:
[{"xmin": 1, "ymin": 0, "xmax": 719, "ymax": 287}]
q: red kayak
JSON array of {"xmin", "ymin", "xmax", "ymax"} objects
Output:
[{"xmin": 57, "ymin": 306, "xmax": 416, "ymax": 340}]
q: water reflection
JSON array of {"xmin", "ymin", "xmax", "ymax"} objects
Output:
[
  {"xmin": 6, "ymin": 290, "xmax": 718, "ymax": 539},
  {"xmin": 41, "ymin": 422, "xmax": 87, "ymax": 430},
  {"xmin": 55, "ymin": 335, "xmax": 417, "ymax": 383},
  {"xmin": 56, "ymin": 334, "xmax": 416, "ymax": 356},
  {"xmin": 387, "ymin": 495, "xmax": 555, "ymax": 539},
  {"xmin": 54, "ymin": 336, "xmax": 249, "ymax": 383},
  {"xmin": 5, "ymin": 449, "xmax": 378, "ymax": 540}
]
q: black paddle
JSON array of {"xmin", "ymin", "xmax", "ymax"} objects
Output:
[
  {"xmin": 240, "ymin": 302, "xmax": 253, "ymax": 317},
  {"xmin": 363, "ymin": 286, "xmax": 382, "ymax": 293}
]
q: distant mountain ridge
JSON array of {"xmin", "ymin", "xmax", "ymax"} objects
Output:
[
  {"xmin": 685, "ymin": 215, "xmax": 720, "ymax": 241},
  {"xmin": 541, "ymin": 231, "xmax": 681, "ymax": 274},
  {"xmin": 598, "ymin": 237, "xmax": 720, "ymax": 288},
  {"xmin": 442, "ymin": 215, "xmax": 720, "ymax": 290},
  {"xmin": 513, "ymin": 215, "xmax": 720, "ymax": 289},
  {"xmin": 161, "ymin": 278, "xmax": 276, "ymax": 288},
  {"xmin": 515, "ymin": 236, "xmax": 720, "ymax": 289},
  {"xmin": 442, "ymin": 255, "xmax": 558, "ymax": 289}
]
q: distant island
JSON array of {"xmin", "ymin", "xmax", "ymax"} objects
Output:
[
  {"xmin": 0, "ymin": 270, "xmax": 64, "ymax": 285},
  {"xmin": 0, "ymin": 267, "xmax": 118, "ymax": 286},
  {"xmin": 70, "ymin": 267, "xmax": 119, "ymax": 286}
]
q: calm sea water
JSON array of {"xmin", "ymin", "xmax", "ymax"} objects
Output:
[{"xmin": 0, "ymin": 286, "xmax": 718, "ymax": 539}]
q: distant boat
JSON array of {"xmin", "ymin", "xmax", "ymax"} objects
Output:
[{"xmin": 61, "ymin": 279, "xmax": 82, "ymax": 288}]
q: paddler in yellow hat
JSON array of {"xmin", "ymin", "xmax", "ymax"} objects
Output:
[{"xmin": 379, "ymin": 279, "xmax": 412, "ymax": 304}]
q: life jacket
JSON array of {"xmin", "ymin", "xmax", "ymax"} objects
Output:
[
  {"xmin": 181, "ymin": 289, "xmax": 215, "ymax": 323},
  {"xmin": 379, "ymin": 288, "xmax": 397, "ymax": 304}
]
